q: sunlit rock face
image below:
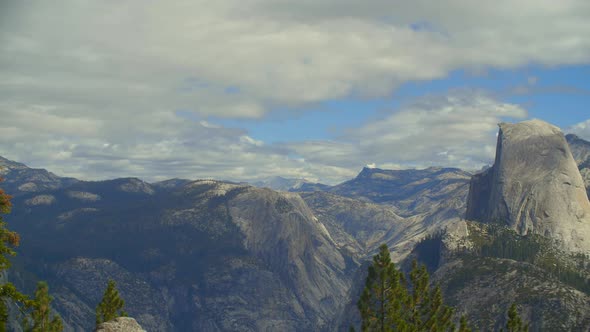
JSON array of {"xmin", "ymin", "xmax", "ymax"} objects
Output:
[
  {"xmin": 95, "ymin": 317, "xmax": 146, "ymax": 332},
  {"xmin": 467, "ymin": 119, "xmax": 590, "ymax": 253}
]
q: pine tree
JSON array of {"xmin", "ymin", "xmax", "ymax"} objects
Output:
[
  {"xmin": 357, "ymin": 244, "xmax": 471, "ymax": 332},
  {"xmin": 23, "ymin": 282, "xmax": 63, "ymax": 332},
  {"xmin": 357, "ymin": 244, "xmax": 405, "ymax": 332},
  {"xmin": 407, "ymin": 260, "xmax": 455, "ymax": 331},
  {"xmin": 96, "ymin": 280, "xmax": 127, "ymax": 327},
  {"xmin": 503, "ymin": 303, "xmax": 529, "ymax": 332},
  {"xmin": 0, "ymin": 178, "xmax": 29, "ymax": 331}
]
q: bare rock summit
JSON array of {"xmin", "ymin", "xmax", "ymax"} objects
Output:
[
  {"xmin": 95, "ymin": 317, "xmax": 146, "ymax": 332},
  {"xmin": 466, "ymin": 119, "xmax": 590, "ymax": 253}
]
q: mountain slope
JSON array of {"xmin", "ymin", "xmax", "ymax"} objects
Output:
[
  {"xmin": 0, "ymin": 156, "xmax": 78, "ymax": 196},
  {"xmin": 426, "ymin": 221, "xmax": 590, "ymax": 331},
  {"xmin": 8, "ymin": 179, "xmax": 357, "ymax": 331},
  {"xmin": 327, "ymin": 167, "xmax": 472, "ymax": 217}
]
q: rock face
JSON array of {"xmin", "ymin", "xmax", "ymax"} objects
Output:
[
  {"xmin": 95, "ymin": 317, "xmax": 146, "ymax": 332},
  {"xmin": 466, "ymin": 119, "xmax": 590, "ymax": 252},
  {"xmin": 566, "ymin": 134, "xmax": 590, "ymax": 196}
]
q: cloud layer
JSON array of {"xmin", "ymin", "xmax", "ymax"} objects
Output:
[
  {"xmin": 569, "ymin": 120, "xmax": 590, "ymax": 141},
  {"xmin": 0, "ymin": 1, "xmax": 589, "ymax": 183}
]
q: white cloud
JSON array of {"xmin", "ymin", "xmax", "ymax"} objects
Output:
[
  {"xmin": 287, "ymin": 91, "xmax": 528, "ymax": 171},
  {"xmin": 568, "ymin": 119, "xmax": 590, "ymax": 140},
  {"xmin": 2, "ymin": 0, "xmax": 589, "ymax": 117},
  {"xmin": 0, "ymin": 1, "xmax": 587, "ymax": 183}
]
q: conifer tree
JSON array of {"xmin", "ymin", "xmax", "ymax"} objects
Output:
[
  {"xmin": 0, "ymin": 178, "xmax": 29, "ymax": 331},
  {"xmin": 357, "ymin": 244, "xmax": 405, "ymax": 332},
  {"xmin": 23, "ymin": 282, "xmax": 63, "ymax": 332},
  {"xmin": 95, "ymin": 280, "xmax": 127, "ymax": 327},
  {"xmin": 407, "ymin": 260, "xmax": 455, "ymax": 331},
  {"xmin": 357, "ymin": 244, "xmax": 470, "ymax": 332},
  {"xmin": 503, "ymin": 303, "xmax": 529, "ymax": 332}
]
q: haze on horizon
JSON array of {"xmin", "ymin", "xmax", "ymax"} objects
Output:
[{"xmin": 1, "ymin": 0, "xmax": 589, "ymax": 184}]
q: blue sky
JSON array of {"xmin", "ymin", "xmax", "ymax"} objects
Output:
[
  {"xmin": 213, "ymin": 65, "xmax": 590, "ymax": 144},
  {"xmin": 1, "ymin": 1, "xmax": 590, "ymax": 183}
]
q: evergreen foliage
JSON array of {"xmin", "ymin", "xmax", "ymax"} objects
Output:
[
  {"xmin": 473, "ymin": 225, "xmax": 590, "ymax": 295},
  {"xmin": 23, "ymin": 282, "xmax": 63, "ymax": 332},
  {"xmin": 96, "ymin": 280, "xmax": 127, "ymax": 327},
  {"xmin": 357, "ymin": 244, "xmax": 461, "ymax": 331},
  {"xmin": 0, "ymin": 178, "xmax": 29, "ymax": 331},
  {"xmin": 357, "ymin": 244, "xmax": 405, "ymax": 331},
  {"xmin": 407, "ymin": 260, "xmax": 455, "ymax": 331},
  {"xmin": 479, "ymin": 226, "xmax": 540, "ymax": 263},
  {"xmin": 501, "ymin": 303, "xmax": 529, "ymax": 332}
]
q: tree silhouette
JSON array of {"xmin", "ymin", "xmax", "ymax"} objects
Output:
[
  {"xmin": 96, "ymin": 280, "xmax": 127, "ymax": 327},
  {"xmin": 0, "ymin": 178, "xmax": 29, "ymax": 331},
  {"xmin": 23, "ymin": 282, "xmax": 63, "ymax": 332}
]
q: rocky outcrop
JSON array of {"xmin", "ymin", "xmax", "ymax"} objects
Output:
[
  {"xmin": 95, "ymin": 317, "xmax": 146, "ymax": 332},
  {"xmin": 24, "ymin": 194, "xmax": 56, "ymax": 206},
  {"xmin": 466, "ymin": 119, "xmax": 590, "ymax": 252},
  {"xmin": 66, "ymin": 191, "xmax": 101, "ymax": 201}
]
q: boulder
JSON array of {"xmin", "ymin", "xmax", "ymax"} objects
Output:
[{"xmin": 95, "ymin": 317, "xmax": 146, "ymax": 332}]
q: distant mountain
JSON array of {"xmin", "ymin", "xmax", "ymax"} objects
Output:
[
  {"xmin": 151, "ymin": 178, "xmax": 193, "ymax": 190},
  {"xmin": 0, "ymin": 156, "xmax": 78, "ymax": 196},
  {"xmin": 566, "ymin": 134, "xmax": 590, "ymax": 165},
  {"xmin": 327, "ymin": 166, "xmax": 472, "ymax": 217},
  {"xmin": 252, "ymin": 176, "xmax": 330, "ymax": 192},
  {"xmin": 567, "ymin": 133, "xmax": 590, "ymax": 197}
]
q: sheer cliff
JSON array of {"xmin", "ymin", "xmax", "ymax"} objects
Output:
[{"xmin": 466, "ymin": 119, "xmax": 590, "ymax": 253}]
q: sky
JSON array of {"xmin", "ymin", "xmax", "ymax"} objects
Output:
[{"xmin": 1, "ymin": 0, "xmax": 589, "ymax": 184}]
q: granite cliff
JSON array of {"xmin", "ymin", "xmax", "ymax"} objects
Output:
[{"xmin": 466, "ymin": 119, "xmax": 590, "ymax": 253}]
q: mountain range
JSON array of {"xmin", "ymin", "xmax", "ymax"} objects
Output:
[{"xmin": 1, "ymin": 119, "xmax": 590, "ymax": 331}]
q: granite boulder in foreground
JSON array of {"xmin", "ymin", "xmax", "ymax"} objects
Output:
[{"xmin": 95, "ymin": 317, "xmax": 146, "ymax": 332}]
